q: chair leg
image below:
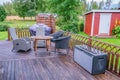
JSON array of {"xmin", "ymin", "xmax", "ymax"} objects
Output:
[
  {"xmin": 11, "ymin": 49, "xmax": 14, "ymax": 52},
  {"xmin": 55, "ymin": 48, "xmax": 57, "ymax": 53},
  {"xmin": 66, "ymin": 48, "xmax": 69, "ymax": 54},
  {"xmin": 11, "ymin": 47, "xmax": 15, "ymax": 52}
]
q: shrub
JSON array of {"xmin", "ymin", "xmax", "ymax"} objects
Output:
[
  {"xmin": 0, "ymin": 25, "xmax": 9, "ymax": 31},
  {"xmin": 79, "ymin": 20, "xmax": 84, "ymax": 31},
  {"xmin": 60, "ymin": 20, "xmax": 79, "ymax": 33},
  {"xmin": 112, "ymin": 25, "xmax": 120, "ymax": 38},
  {"xmin": 0, "ymin": 6, "xmax": 7, "ymax": 21}
]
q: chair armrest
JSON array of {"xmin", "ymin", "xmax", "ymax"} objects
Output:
[
  {"xmin": 13, "ymin": 39, "xmax": 27, "ymax": 44},
  {"xmin": 22, "ymin": 37, "xmax": 31, "ymax": 44},
  {"xmin": 50, "ymin": 31, "xmax": 64, "ymax": 39},
  {"xmin": 23, "ymin": 37, "xmax": 31, "ymax": 41},
  {"xmin": 53, "ymin": 36, "xmax": 69, "ymax": 41}
]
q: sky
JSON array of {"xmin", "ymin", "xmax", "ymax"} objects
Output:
[
  {"xmin": 0, "ymin": 0, "xmax": 11, "ymax": 5},
  {"xmin": 87, "ymin": 0, "xmax": 119, "ymax": 4}
]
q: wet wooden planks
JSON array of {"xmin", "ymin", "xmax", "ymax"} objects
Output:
[
  {"xmin": 0, "ymin": 56, "xmax": 119, "ymax": 80},
  {"xmin": 0, "ymin": 41, "xmax": 120, "ymax": 80}
]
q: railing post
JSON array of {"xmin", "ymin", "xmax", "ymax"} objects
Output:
[
  {"xmin": 8, "ymin": 28, "xmax": 10, "ymax": 41},
  {"xmin": 88, "ymin": 36, "xmax": 92, "ymax": 50}
]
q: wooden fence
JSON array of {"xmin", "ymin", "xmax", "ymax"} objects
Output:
[{"xmin": 8, "ymin": 28, "xmax": 120, "ymax": 76}]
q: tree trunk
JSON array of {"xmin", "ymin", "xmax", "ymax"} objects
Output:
[{"xmin": 23, "ymin": 17, "xmax": 25, "ymax": 20}]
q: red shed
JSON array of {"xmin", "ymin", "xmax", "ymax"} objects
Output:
[{"xmin": 84, "ymin": 10, "xmax": 120, "ymax": 36}]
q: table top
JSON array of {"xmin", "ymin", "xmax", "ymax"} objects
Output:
[{"xmin": 31, "ymin": 36, "xmax": 53, "ymax": 40}]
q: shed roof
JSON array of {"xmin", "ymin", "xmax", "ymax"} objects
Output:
[{"xmin": 85, "ymin": 10, "xmax": 120, "ymax": 15}]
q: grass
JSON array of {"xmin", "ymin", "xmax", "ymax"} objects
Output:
[
  {"xmin": 0, "ymin": 20, "xmax": 35, "ymax": 40},
  {"xmin": 78, "ymin": 32, "xmax": 120, "ymax": 46},
  {"xmin": 0, "ymin": 20, "xmax": 35, "ymax": 28},
  {"xmin": 78, "ymin": 32, "xmax": 88, "ymax": 36},
  {"xmin": 96, "ymin": 38, "xmax": 120, "ymax": 46},
  {"xmin": 0, "ymin": 31, "xmax": 8, "ymax": 40}
]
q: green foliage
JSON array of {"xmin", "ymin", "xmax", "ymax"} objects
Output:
[
  {"xmin": 49, "ymin": 0, "xmax": 80, "ymax": 33},
  {"xmin": 12, "ymin": 0, "xmax": 37, "ymax": 18},
  {"xmin": 0, "ymin": 25, "xmax": 9, "ymax": 31},
  {"xmin": 12, "ymin": 0, "xmax": 28, "ymax": 18},
  {"xmin": 0, "ymin": 31, "xmax": 7, "ymax": 40},
  {"xmin": 112, "ymin": 25, "xmax": 120, "ymax": 38},
  {"xmin": 78, "ymin": 19, "xmax": 84, "ymax": 31},
  {"xmin": 35, "ymin": 0, "xmax": 47, "ymax": 12},
  {"xmin": 26, "ymin": 9, "xmax": 36, "ymax": 17},
  {"xmin": 92, "ymin": 1, "xmax": 99, "ymax": 10},
  {"xmin": 3, "ymin": 2, "xmax": 17, "ymax": 15},
  {"xmin": 12, "ymin": 0, "xmax": 48, "ymax": 18},
  {"xmin": 0, "ymin": 6, "xmax": 7, "ymax": 21},
  {"xmin": 60, "ymin": 20, "xmax": 79, "ymax": 33},
  {"xmin": 79, "ymin": 1, "xmax": 85, "ymax": 15},
  {"xmin": 0, "ymin": 20, "xmax": 35, "ymax": 28}
]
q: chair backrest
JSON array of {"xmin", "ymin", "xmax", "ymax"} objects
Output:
[
  {"xmin": 55, "ymin": 36, "xmax": 71, "ymax": 49},
  {"xmin": 9, "ymin": 28, "xmax": 18, "ymax": 40},
  {"xmin": 50, "ymin": 30, "xmax": 64, "ymax": 39},
  {"xmin": 36, "ymin": 27, "xmax": 45, "ymax": 36}
]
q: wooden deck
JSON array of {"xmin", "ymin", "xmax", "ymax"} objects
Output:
[{"xmin": 0, "ymin": 41, "xmax": 120, "ymax": 80}]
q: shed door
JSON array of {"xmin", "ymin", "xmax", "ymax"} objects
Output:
[{"xmin": 99, "ymin": 13, "xmax": 111, "ymax": 35}]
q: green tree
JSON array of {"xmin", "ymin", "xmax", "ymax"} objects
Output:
[
  {"xmin": 12, "ymin": 0, "xmax": 28, "ymax": 19},
  {"xmin": 12, "ymin": 0, "xmax": 36, "ymax": 19},
  {"xmin": 79, "ymin": 0, "xmax": 85, "ymax": 15},
  {"xmin": 3, "ymin": 2, "xmax": 17, "ymax": 15},
  {"xmin": 34, "ymin": 0, "xmax": 47, "ymax": 12},
  {"xmin": 25, "ymin": 1, "xmax": 36, "ymax": 18},
  {"xmin": 92, "ymin": 1, "xmax": 98, "ymax": 10},
  {"xmin": 26, "ymin": 9, "xmax": 36, "ymax": 20},
  {"xmin": 12, "ymin": 0, "xmax": 48, "ymax": 19},
  {"xmin": 49, "ymin": 0, "xmax": 80, "ymax": 33},
  {"xmin": 0, "ymin": 6, "xmax": 7, "ymax": 21}
]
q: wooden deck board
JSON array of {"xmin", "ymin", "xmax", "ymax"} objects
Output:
[{"xmin": 0, "ymin": 41, "xmax": 120, "ymax": 80}]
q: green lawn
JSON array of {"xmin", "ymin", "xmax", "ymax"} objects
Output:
[
  {"xmin": 0, "ymin": 20, "xmax": 35, "ymax": 28},
  {"xmin": 0, "ymin": 31, "xmax": 7, "ymax": 40},
  {"xmin": 78, "ymin": 32, "xmax": 88, "ymax": 36},
  {"xmin": 78, "ymin": 32, "xmax": 120, "ymax": 46},
  {"xmin": 97, "ymin": 38, "xmax": 120, "ymax": 46},
  {"xmin": 0, "ymin": 20, "xmax": 35, "ymax": 40}
]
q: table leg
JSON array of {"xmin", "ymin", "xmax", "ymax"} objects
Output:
[
  {"xmin": 34, "ymin": 39, "xmax": 37, "ymax": 55},
  {"xmin": 46, "ymin": 39, "xmax": 51, "ymax": 51}
]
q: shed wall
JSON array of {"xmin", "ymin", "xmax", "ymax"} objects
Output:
[
  {"xmin": 93, "ymin": 13, "xmax": 100, "ymax": 36},
  {"xmin": 84, "ymin": 13, "xmax": 93, "ymax": 35}
]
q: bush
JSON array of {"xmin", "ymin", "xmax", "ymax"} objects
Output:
[
  {"xmin": 79, "ymin": 20, "xmax": 84, "ymax": 31},
  {"xmin": 0, "ymin": 25, "xmax": 9, "ymax": 31},
  {"xmin": 112, "ymin": 25, "xmax": 120, "ymax": 38},
  {"xmin": 0, "ymin": 6, "xmax": 7, "ymax": 21},
  {"xmin": 60, "ymin": 20, "xmax": 80, "ymax": 33}
]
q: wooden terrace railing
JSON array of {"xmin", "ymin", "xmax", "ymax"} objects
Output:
[
  {"xmin": 8, "ymin": 28, "xmax": 31, "ymax": 40},
  {"xmin": 8, "ymin": 28, "xmax": 120, "ymax": 76},
  {"xmin": 65, "ymin": 32, "xmax": 120, "ymax": 76}
]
